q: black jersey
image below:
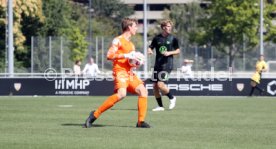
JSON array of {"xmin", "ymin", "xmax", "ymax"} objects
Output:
[{"xmin": 149, "ymin": 34, "xmax": 180, "ymax": 70}]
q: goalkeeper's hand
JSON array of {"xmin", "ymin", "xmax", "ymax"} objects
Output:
[{"xmin": 124, "ymin": 51, "xmax": 136, "ymax": 59}]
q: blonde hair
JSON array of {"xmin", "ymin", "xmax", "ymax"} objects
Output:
[
  {"xmin": 121, "ymin": 18, "xmax": 138, "ymax": 32},
  {"xmin": 160, "ymin": 19, "xmax": 173, "ymax": 29}
]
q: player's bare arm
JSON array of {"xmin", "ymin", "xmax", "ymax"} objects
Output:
[
  {"xmin": 148, "ymin": 48, "xmax": 153, "ymax": 55},
  {"xmin": 163, "ymin": 48, "xmax": 180, "ymax": 56},
  {"xmin": 262, "ymin": 67, "xmax": 267, "ymax": 72}
]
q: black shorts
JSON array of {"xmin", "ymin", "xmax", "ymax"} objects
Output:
[{"xmin": 150, "ymin": 69, "xmax": 171, "ymax": 82}]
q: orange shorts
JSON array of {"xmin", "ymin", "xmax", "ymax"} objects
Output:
[{"xmin": 113, "ymin": 71, "xmax": 144, "ymax": 94}]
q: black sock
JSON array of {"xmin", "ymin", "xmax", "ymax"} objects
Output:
[
  {"xmin": 256, "ymin": 86, "xmax": 265, "ymax": 95},
  {"xmin": 166, "ymin": 92, "xmax": 174, "ymax": 100},
  {"xmin": 156, "ymin": 97, "xmax": 163, "ymax": 107},
  {"xmin": 249, "ymin": 87, "xmax": 255, "ymax": 96},
  {"xmin": 255, "ymin": 86, "xmax": 263, "ymax": 92}
]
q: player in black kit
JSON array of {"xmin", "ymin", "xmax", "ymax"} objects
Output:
[{"xmin": 148, "ymin": 19, "xmax": 180, "ymax": 111}]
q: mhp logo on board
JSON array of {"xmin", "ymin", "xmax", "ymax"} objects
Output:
[{"xmin": 55, "ymin": 79, "xmax": 90, "ymax": 90}]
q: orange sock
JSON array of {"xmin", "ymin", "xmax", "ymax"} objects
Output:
[
  {"xmin": 94, "ymin": 94, "xmax": 120, "ymax": 118},
  {"xmin": 138, "ymin": 96, "xmax": 147, "ymax": 123}
]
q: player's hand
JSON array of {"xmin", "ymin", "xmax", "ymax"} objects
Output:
[
  {"xmin": 163, "ymin": 51, "xmax": 171, "ymax": 56},
  {"xmin": 124, "ymin": 51, "xmax": 136, "ymax": 59},
  {"xmin": 148, "ymin": 49, "xmax": 153, "ymax": 55}
]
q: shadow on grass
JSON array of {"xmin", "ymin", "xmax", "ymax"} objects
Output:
[
  {"xmin": 110, "ymin": 108, "xmax": 137, "ymax": 111},
  {"xmin": 61, "ymin": 123, "xmax": 135, "ymax": 128}
]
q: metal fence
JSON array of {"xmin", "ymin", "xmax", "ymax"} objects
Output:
[
  {"xmin": 1, "ymin": 36, "xmax": 276, "ymax": 76},
  {"xmin": 31, "ymin": 36, "xmax": 72, "ymax": 73},
  {"xmin": 182, "ymin": 43, "xmax": 276, "ymax": 72}
]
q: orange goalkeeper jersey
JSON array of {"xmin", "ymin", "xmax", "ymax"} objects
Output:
[{"xmin": 107, "ymin": 35, "xmax": 135, "ymax": 72}]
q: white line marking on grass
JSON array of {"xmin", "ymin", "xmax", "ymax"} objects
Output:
[{"xmin": 58, "ymin": 105, "xmax": 73, "ymax": 108}]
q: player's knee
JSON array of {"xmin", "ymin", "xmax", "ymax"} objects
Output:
[
  {"xmin": 153, "ymin": 84, "xmax": 158, "ymax": 90},
  {"xmin": 139, "ymin": 88, "xmax": 148, "ymax": 97},
  {"xmin": 157, "ymin": 82, "xmax": 165, "ymax": 89},
  {"xmin": 117, "ymin": 89, "xmax": 127, "ymax": 99},
  {"xmin": 250, "ymin": 81, "xmax": 256, "ymax": 87},
  {"xmin": 117, "ymin": 92, "xmax": 126, "ymax": 99},
  {"xmin": 136, "ymin": 86, "xmax": 148, "ymax": 97}
]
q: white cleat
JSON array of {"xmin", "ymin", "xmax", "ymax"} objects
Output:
[
  {"xmin": 169, "ymin": 97, "xmax": 176, "ymax": 110},
  {"xmin": 152, "ymin": 106, "xmax": 165, "ymax": 112}
]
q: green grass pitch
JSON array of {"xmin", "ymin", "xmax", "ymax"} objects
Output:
[{"xmin": 0, "ymin": 96, "xmax": 276, "ymax": 149}]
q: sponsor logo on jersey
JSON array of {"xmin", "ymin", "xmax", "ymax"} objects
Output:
[{"xmin": 159, "ymin": 46, "xmax": 167, "ymax": 54}]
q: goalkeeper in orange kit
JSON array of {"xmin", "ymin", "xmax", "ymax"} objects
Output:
[{"xmin": 83, "ymin": 18, "xmax": 150, "ymax": 128}]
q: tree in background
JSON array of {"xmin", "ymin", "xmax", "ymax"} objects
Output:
[
  {"xmin": 0, "ymin": 0, "xmax": 91, "ymax": 72},
  {"xmin": 40, "ymin": 0, "xmax": 89, "ymax": 64},
  {"xmin": 91, "ymin": 0, "xmax": 134, "ymax": 32},
  {"xmin": 1, "ymin": 0, "xmax": 138, "ymax": 72},
  {"xmin": 0, "ymin": 0, "xmax": 44, "ymax": 71},
  {"xmin": 40, "ymin": 0, "xmax": 72, "ymax": 36},
  {"xmin": 0, "ymin": 4, "xmax": 6, "ymax": 71},
  {"xmin": 0, "ymin": 0, "xmax": 44, "ymax": 51},
  {"xmin": 196, "ymin": 0, "xmax": 276, "ymax": 69},
  {"xmin": 158, "ymin": 1, "xmax": 276, "ymax": 71},
  {"xmin": 264, "ymin": 0, "xmax": 276, "ymax": 43},
  {"xmin": 72, "ymin": 0, "xmax": 134, "ymax": 36},
  {"xmin": 168, "ymin": 3, "xmax": 205, "ymax": 47},
  {"xmin": 65, "ymin": 27, "xmax": 88, "ymax": 62}
]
